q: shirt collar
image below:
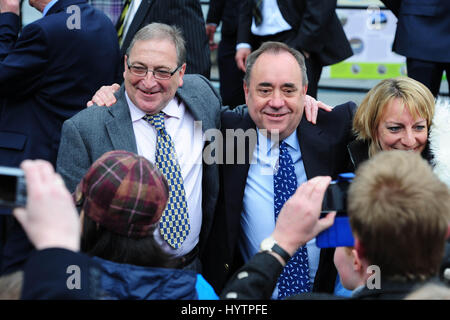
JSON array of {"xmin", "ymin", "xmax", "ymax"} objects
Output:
[
  {"xmin": 351, "ymin": 285, "xmax": 366, "ymax": 297},
  {"xmin": 283, "ymin": 130, "xmax": 299, "ymax": 151},
  {"xmin": 256, "ymin": 128, "xmax": 299, "ymax": 156},
  {"xmin": 43, "ymin": 0, "xmax": 58, "ymax": 16},
  {"xmin": 126, "ymin": 92, "xmax": 182, "ymax": 122}
]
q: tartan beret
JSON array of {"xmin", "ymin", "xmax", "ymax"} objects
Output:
[{"xmin": 74, "ymin": 150, "xmax": 169, "ymax": 238}]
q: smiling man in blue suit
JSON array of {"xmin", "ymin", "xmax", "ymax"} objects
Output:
[{"xmin": 0, "ymin": 0, "xmax": 120, "ymax": 274}]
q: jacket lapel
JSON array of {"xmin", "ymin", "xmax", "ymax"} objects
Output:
[
  {"xmin": 176, "ymin": 85, "xmax": 216, "ymax": 133},
  {"xmin": 223, "ymin": 113, "xmax": 256, "ymax": 248},
  {"xmin": 298, "ymin": 116, "xmax": 331, "ymax": 179},
  {"xmin": 105, "ymin": 86, "xmax": 138, "ymax": 153}
]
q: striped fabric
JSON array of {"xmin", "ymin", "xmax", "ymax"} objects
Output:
[{"xmin": 116, "ymin": 0, "xmax": 132, "ymax": 44}]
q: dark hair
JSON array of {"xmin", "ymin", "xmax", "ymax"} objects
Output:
[{"xmin": 81, "ymin": 215, "xmax": 176, "ymax": 269}]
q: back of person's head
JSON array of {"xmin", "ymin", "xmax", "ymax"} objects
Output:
[
  {"xmin": 243, "ymin": 41, "xmax": 308, "ymax": 87},
  {"xmin": 76, "ymin": 150, "xmax": 173, "ymax": 267},
  {"xmin": 126, "ymin": 22, "xmax": 186, "ymax": 67},
  {"xmin": 353, "ymin": 77, "xmax": 435, "ymax": 156},
  {"xmin": 348, "ymin": 150, "xmax": 450, "ymax": 281},
  {"xmin": 405, "ymin": 282, "xmax": 450, "ymax": 300}
]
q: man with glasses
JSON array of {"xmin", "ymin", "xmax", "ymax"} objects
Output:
[{"xmin": 56, "ymin": 23, "xmax": 221, "ymax": 272}]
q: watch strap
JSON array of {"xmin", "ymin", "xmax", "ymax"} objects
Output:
[{"xmin": 271, "ymin": 243, "xmax": 291, "ymax": 264}]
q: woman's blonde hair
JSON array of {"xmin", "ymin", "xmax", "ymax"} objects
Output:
[{"xmin": 353, "ymin": 77, "xmax": 435, "ymax": 156}]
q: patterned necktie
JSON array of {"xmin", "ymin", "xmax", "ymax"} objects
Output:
[
  {"xmin": 274, "ymin": 141, "xmax": 311, "ymax": 298},
  {"xmin": 116, "ymin": 0, "xmax": 132, "ymax": 45},
  {"xmin": 143, "ymin": 112, "xmax": 190, "ymax": 249},
  {"xmin": 253, "ymin": 0, "xmax": 263, "ymax": 26}
]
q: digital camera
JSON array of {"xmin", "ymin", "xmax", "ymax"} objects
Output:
[{"xmin": 0, "ymin": 166, "xmax": 27, "ymax": 210}]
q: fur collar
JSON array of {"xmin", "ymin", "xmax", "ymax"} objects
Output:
[{"xmin": 429, "ymin": 97, "xmax": 450, "ymax": 188}]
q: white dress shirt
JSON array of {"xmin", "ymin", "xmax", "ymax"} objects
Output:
[
  {"xmin": 237, "ymin": 0, "xmax": 292, "ymax": 50},
  {"xmin": 126, "ymin": 92, "xmax": 204, "ymax": 257},
  {"xmin": 251, "ymin": 0, "xmax": 292, "ymax": 36}
]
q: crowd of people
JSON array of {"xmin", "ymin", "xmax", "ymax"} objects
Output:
[{"xmin": 0, "ymin": 0, "xmax": 449, "ymax": 301}]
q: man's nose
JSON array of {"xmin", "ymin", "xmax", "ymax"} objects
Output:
[
  {"xmin": 142, "ymin": 71, "xmax": 158, "ymax": 85},
  {"xmin": 268, "ymin": 90, "xmax": 284, "ymax": 108}
]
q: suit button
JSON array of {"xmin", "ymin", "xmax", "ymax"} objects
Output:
[{"xmin": 224, "ymin": 263, "xmax": 229, "ymax": 270}]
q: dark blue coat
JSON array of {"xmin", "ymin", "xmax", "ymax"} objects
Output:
[
  {"xmin": 92, "ymin": 257, "xmax": 218, "ymax": 300},
  {"xmin": 0, "ymin": 0, "xmax": 120, "ymax": 274},
  {"xmin": 382, "ymin": 0, "xmax": 450, "ymax": 63},
  {"xmin": 0, "ymin": 0, "xmax": 120, "ymax": 168},
  {"xmin": 20, "ymin": 248, "xmax": 218, "ymax": 300}
]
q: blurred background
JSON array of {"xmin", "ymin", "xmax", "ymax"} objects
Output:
[{"xmin": 21, "ymin": 0, "xmax": 449, "ymax": 107}]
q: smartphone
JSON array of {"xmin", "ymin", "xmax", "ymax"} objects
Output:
[
  {"xmin": 0, "ymin": 166, "xmax": 27, "ymax": 210},
  {"xmin": 316, "ymin": 173, "xmax": 355, "ymax": 248},
  {"xmin": 321, "ymin": 172, "xmax": 354, "ymax": 213}
]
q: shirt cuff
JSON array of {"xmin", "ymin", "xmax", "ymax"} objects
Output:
[{"xmin": 236, "ymin": 43, "xmax": 252, "ymax": 51}]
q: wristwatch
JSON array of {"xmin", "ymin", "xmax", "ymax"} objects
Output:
[{"xmin": 260, "ymin": 236, "xmax": 291, "ymax": 264}]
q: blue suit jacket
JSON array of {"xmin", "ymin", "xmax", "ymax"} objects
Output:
[
  {"xmin": 0, "ymin": 0, "xmax": 120, "ymax": 274},
  {"xmin": 0, "ymin": 0, "xmax": 121, "ymax": 168},
  {"xmin": 382, "ymin": 0, "xmax": 450, "ymax": 63}
]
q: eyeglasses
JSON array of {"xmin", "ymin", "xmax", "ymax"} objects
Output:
[{"xmin": 126, "ymin": 62, "xmax": 182, "ymax": 80}]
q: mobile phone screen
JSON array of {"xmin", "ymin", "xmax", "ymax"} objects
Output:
[
  {"xmin": 321, "ymin": 180, "xmax": 351, "ymax": 212},
  {"xmin": 0, "ymin": 175, "xmax": 17, "ymax": 203}
]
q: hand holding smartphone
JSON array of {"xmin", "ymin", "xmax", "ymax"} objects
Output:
[{"xmin": 316, "ymin": 173, "xmax": 355, "ymax": 248}]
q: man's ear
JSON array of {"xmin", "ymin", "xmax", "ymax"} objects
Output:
[
  {"xmin": 354, "ymin": 237, "xmax": 365, "ymax": 261},
  {"xmin": 352, "ymin": 248, "xmax": 363, "ymax": 272},
  {"xmin": 123, "ymin": 55, "xmax": 128, "ymax": 79},
  {"xmin": 446, "ymin": 224, "xmax": 450, "ymax": 239},
  {"xmin": 177, "ymin": 63, "xmax": 186, "ymax": 87},
  {"xmin": 243, "ymin": 81, "xmax": 249, "ymax": 104}
]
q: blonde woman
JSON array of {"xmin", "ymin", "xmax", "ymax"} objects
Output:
[{"xmin": 349, "ymin": 76, "xmax": 435, "ymax": 167}]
